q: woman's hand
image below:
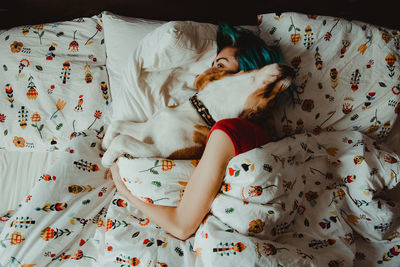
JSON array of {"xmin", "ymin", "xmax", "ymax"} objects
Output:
[{"xmin": 105, "ymin": 163, "xmax": 130, "ymax": 196}]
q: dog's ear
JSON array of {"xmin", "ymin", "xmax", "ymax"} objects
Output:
[{"xmin": 239, "ymin": 75, "xmax": 293, "ymax": 121}]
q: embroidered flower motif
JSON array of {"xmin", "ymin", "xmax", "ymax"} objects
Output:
[
  {"xmin": 10, "ymin": 41, "xmax": 23, "ymax": 53},
  {"xmin": 0, "ymin": 114, "xmax": 6, "ymax": 123},
  {"xmin": 324, "ymin": 32, "xmax": 332, "ymax": 41},
  {"xmin": 85, "ymin": 23, "xmax": 102, "ymax": 45},
  {"xmin": 13, "ymin": 136, "xmax": 26, "ymax": 148},
  {"xmin": 56, "ymin": 99, "xmax": 67, "ymax": 111},
  {"xmin": 342, "ymin": 103, "xmax": 353, "ymax": 114},
  {"xmin": 384, "ymin": 154, "xmax": 398, "ymax": 164},
  {"xmin": 87, "ymin": 110, "xmax": 102, "ymax": 130},
  {"xmin": 33, "ymin": 24, "xmax": 44, "ymax": 30},
  {"xmin": 385, "ymin": 53, "xmax": 396, "ymax": 67},
  {"xmin": 50, "ymin": 99, "xmax": 67, "ymax": 120},
  {"xmin": 96, "ymin": 217, "xmax": 104, "ymax": 228},
  {"xmin": 161, "ymin": 159, "xmax": 176, "ymax": 171},
  {"xmin": 94, "ymin": 110, "xmax": 102, "ymax": 120},
  {"xmin": 10, "ymin": 231, "xmax": 25, "ymax": 245},
  {"xmin": 96, "ymin": 24, "xmax": 102, "ymax": 32},
  {"xmin": 337, "ymin": 188, "xmax": 345, "ymax": 200},
  {"xmin": 69, "ymin": 30, "xmax": 79, "ymax": 52},
  {"xmin": 31, "ymin": 112, "xmax": 41, "ymax": 122},
  {"xmin": 248, "ymin": 219, "xmax": 265, "ymax": 233},
  {"xmin": 40, "ymin": 227, "xmax": 55, "ymax": 241},
  {"xmin": 368, "ymin": 125, "xmax": 380, "ymax": 133},
  {"xmin": 33, "ymin": 24, "xmax": 44, "ymax": 44},
  {"xmin": 262, "ymin": 243, "xmax": 277, "ymax": 256},
  {"xmin": 301, "ymin": 99, "xmax": 314, "ymax": 112}
]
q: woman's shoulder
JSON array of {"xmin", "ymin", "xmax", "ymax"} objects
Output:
[
  {"xmin": 210, "ymin": 118, "xmax": 270, "ymax": 155},
  {"xmin": 213, "ymin": 118, "xmax": 264, "ymax": 131}
]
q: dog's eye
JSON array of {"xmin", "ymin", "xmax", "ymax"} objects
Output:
[{"xmin": 217, "ymin": 64, "xmax": 224, "ymax": 68}]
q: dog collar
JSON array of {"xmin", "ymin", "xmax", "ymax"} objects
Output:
[{"xmin": 189, "ymin": 94, "xmax": 216, "ymax": 127}]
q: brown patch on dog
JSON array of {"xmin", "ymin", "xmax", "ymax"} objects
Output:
[
  {"xmin": 240, "ymin": 77, "xmax": 291, "ymax": 121},
  {"xmin": 193, "ymin": 124, "xmax": 210, "ymax": 144},
  {"xmin": 168, "ymin": 104, "xmax": 180, "ymax": 109},
  {"xmin": 168, "ymin": 125, "xmax": 209, "ymax": 159},
  {"xmin": 193, "ymin": 71, "xmax": 237, "ymax": 91},
  {"xmin": 168, "ymin": 146, "xmax": 205, "ymax": 159}
]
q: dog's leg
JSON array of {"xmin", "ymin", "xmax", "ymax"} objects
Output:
[
  {"xmin": 102, "ymin": 121, "xmax": 147, "ymax": 150},
  {"xmin": 101, "ymin": 134, "xmax": 161, "ymax": 167}
]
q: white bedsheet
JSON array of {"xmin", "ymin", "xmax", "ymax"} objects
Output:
[{"xmin": 0, "ymin": 151, "xmax": 61, "ymax": 214}]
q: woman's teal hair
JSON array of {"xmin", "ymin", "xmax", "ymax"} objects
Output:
[{"xmin": 217, "ymin": 24, "xmax": 282, "ymax": 72}]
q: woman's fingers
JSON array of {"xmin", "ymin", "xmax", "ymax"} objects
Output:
[{"xmin": 104, "ymin": 168, "xmax": 112, "ymax": 180}]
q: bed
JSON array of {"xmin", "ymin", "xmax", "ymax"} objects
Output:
[{"xmin": 0, "ymin": 9, "xmax": 399, "ymax": 267}]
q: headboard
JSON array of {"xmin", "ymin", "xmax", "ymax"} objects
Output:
[{"xmin": 0, "ymin": 0, "xmax": 398, "ymax": 30}]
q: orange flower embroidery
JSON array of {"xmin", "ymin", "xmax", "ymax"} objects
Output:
[
  {"xmin": 161, "ymin": 159, "xmax": 175, "ymax": 171},
  {"xmin": 33, "ymin": 24, "xmax": 44, "ymax": 30},
  {"xmin": 337, "ymin": 188, "xmax": 345, "ymax": 200},
  {"xmin": 10, "ymin": 41, "xmax": 23, "ymax": 53},
  {"xmin": 357, "ymin": 44, "xmax": 368, "ymax": 55},
  {"xmin": 13, "ymin": 136, "xmax": 25, "ymax": 148},
  {"xmin": 31, "ymin": 112, "xmax": 41, "ymax": 122},
  {"xmin": 248, "ymin": 219, "xmax": 265, "ymax": 233},
  {"xmin": 40, "ymin": 227, "xmax": 55, "ymax": 241},
  {"xmin": 10, "ymin": 231, "xmax": 25, "ymax": 245},
  {"xmin": 56, "ymin": 99, "xmax": 67, "ymax": 110}
]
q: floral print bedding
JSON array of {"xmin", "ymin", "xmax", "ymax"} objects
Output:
[
  {"xmin": 1, "ymin": 129, "xmax": 399, "ymax": 266},
  {"xmin": 257, "ymin": 12, "xmax": 400, "ymax": 140},
  {"xmin": 0, "ymin": 15, "xmax": 110, "ymax": 152},
  {"xmin": 1, "ymin": 11, "xmax": 400, "ymax": 267}
]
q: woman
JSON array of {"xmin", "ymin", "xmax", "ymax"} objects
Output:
[{"xmin": 106, "ymin": 24, "xmax": 282, "ymax": 240}]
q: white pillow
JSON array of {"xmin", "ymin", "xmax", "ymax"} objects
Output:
[
  {"xmin": 101, "ymin": 11, "xmax": 166, "ymax": 119},
  {"xmin": 257, "ymin": 12, "xmax": 400, "ymax": 140},
  {"xmin": 110, "ymin": 20, "xmax": 218, "ymax": 122}
]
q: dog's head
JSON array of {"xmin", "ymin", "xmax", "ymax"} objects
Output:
[
  {"xmin": 195, "ymin": 63, "xmax": 295, "ymax": 122},
  {"xmin": 193, "ymin": 70, "xmax": 238, "ymax": 91}
]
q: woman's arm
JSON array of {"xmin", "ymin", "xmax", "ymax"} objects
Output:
[{"xmin": 109, "ymin": 129, "xmax": 235, "ymax": 240}]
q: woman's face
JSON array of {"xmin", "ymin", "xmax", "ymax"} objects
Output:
[{"xmin": 203, "ymin": 46, "xmax": 239, "ymax": 74}]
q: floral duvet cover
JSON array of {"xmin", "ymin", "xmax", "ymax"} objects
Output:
[{"xmin": 0, "ymin": 129, "xmax": 399, "ymax": 267}]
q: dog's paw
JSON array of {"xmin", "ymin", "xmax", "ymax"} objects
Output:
[
  {"xmin": 101, "ymin": 149, "xmax": 120, "ymax": 168},
  {"xmin": 102, "ymin": 122, "xmax": 121, "ymax": 150}
]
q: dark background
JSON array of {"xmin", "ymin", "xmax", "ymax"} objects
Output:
[{"xmin": 0, "ymin": 0, "xmax": 398, "ymax": 30}]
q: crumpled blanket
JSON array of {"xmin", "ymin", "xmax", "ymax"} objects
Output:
[
  {"xmin": 118, "ymin": 130, "xmax": 400, "ymax": 266},
  {"xmin": 1, "ymin": 130, "xmax": 399, "ymax": 266}
]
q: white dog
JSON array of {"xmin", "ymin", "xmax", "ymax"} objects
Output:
[{"xmin": 101, "ymin": 63, "xmax": 294, "ymax": 167}]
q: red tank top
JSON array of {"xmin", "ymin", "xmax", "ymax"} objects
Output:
[{"xmin": 207, "ymin": 118, "xmax": 270, "ymax": 156}]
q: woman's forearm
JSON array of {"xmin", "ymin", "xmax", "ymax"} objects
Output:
[
  {"xmin": 110, "ymin": 163, "xmax": 192, "ymax": 240},
  {"xmin": 118, "ymin": 189, "xmax": 189, "ymax": 239}
]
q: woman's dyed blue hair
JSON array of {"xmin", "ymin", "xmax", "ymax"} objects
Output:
[{"xmin": 217, "ymin": 24, "xmax": 282, "ymax": 71}]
